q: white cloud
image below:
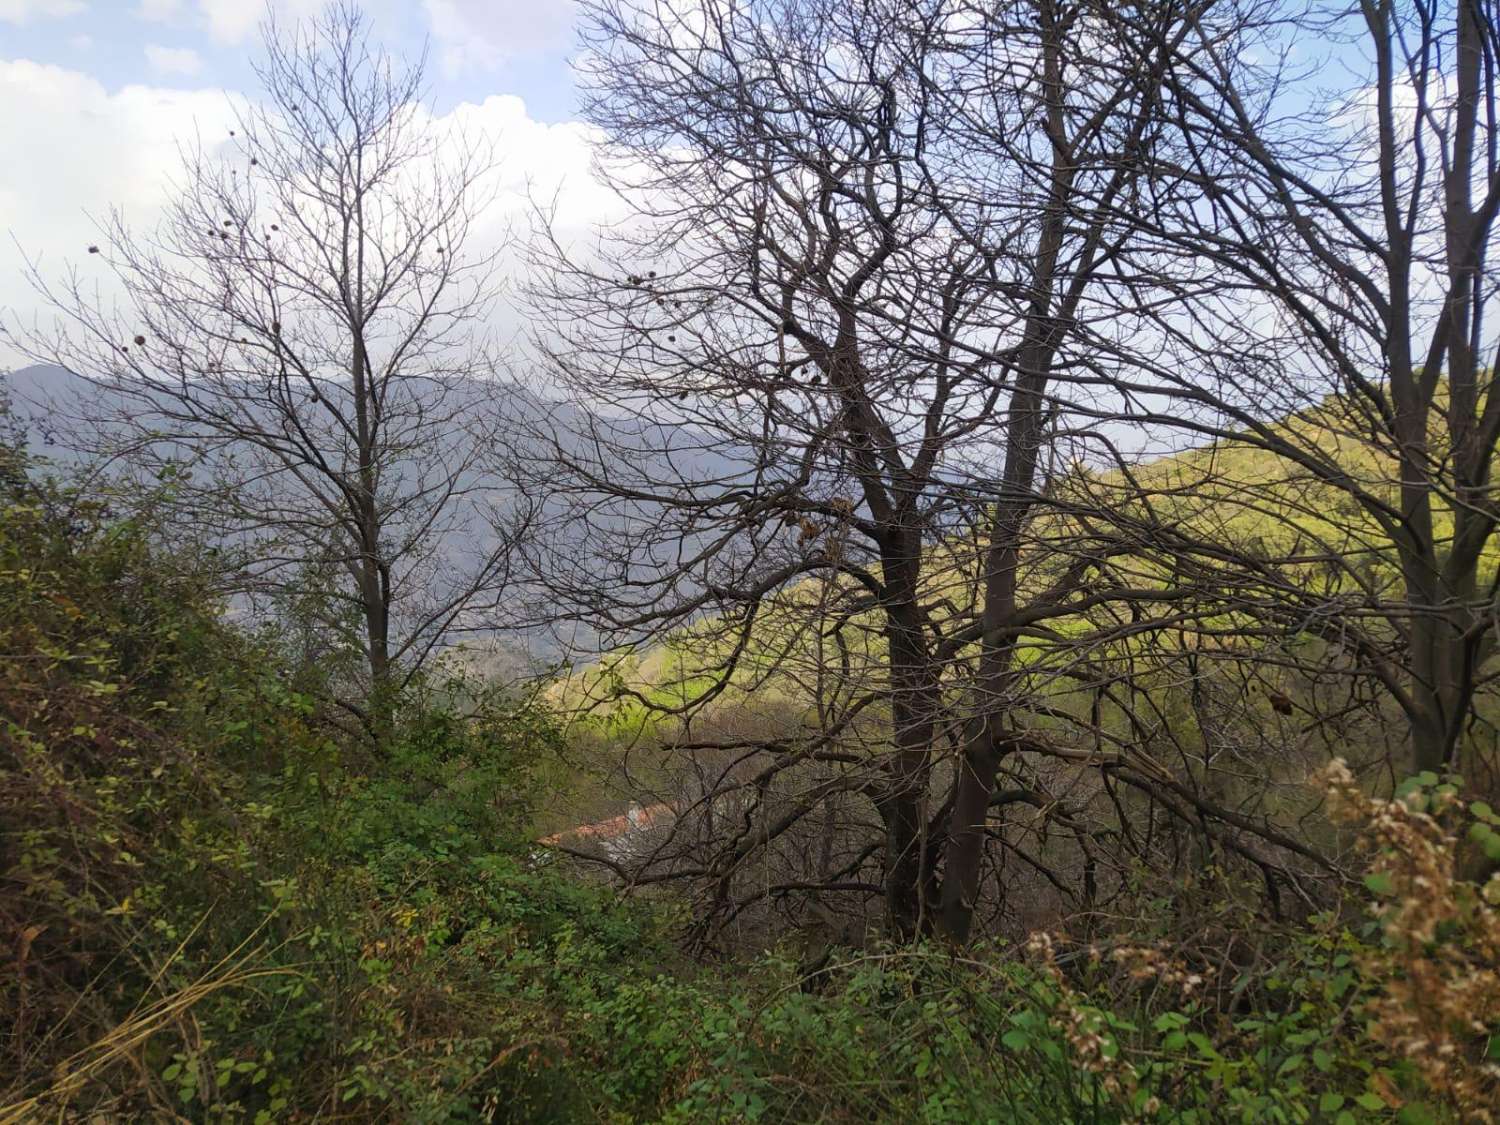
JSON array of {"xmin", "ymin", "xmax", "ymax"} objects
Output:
[
  {"xmin": 197, "ymin": 0, "xmax": 262, "ymax": 43},
  {"xmin": 449, "ymin": 94, "xmax": 613, "ymax": 221},
  {"xmin": 0, "ymin": 0, "xmax": 84, "ymax": 24},
  {"xmin": 0, "ymin": 61, "xmax": 230, "ymax": 362},
  {"xmin": 0, "ymin": 62, "xmax": 620, "ymax": 366},
  {"xmin": 134, "ymin": 0, "xmax": 326, "ymax": 45},
  {"xmin": 0, "ymin": 60, "xmax": 226, "ymax": 231},
  {"xmin": 144, "ymin": 44, "xmax": 204, "ymax": 76},
  {"xmin": 198, "ymin": 0, "xmax": 323, "ymax": 44},
  {"xmin": 425, "ymin": 0, "xmax": 578, "ymax": 75}
]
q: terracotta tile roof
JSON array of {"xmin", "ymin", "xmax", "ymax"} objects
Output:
[{"xmin": 538, "ymin": 801, "xmax": 675, "ymax": 848}]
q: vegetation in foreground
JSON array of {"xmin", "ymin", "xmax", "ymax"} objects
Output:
[
  {"xmin": 6, "ymin": 0, "xmax": 1500, "ymax": 1119},
  {"xmin": 4, "ymin": 425, "xmax": 1498, "ymax": 1124}
]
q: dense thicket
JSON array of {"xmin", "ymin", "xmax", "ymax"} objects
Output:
[
  {"xmin": 6, "ymin": 0, "xmax": 1500, "ymax": 1118},
  {"xmin": 2, "ymin": 429, "xmax": 1497, "ymax": 1123},
  {"xmin": 517, "ymin": 0, "xmax": 1500, "ymax": 957}
]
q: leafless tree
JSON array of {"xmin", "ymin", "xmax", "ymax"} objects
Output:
[
  {"xmin": 515, "ymin": 0, "xmax": 1281, "ymax": 942},
  {"xmin": 15, "ymin": 3, "xmax": 528, "ymax": 717},
  {"xmin": 1109, "ymin": 0, "xmax": 1500, "ymax": 779}
]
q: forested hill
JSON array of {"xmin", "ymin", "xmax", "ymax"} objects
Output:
[
  {"xmin": 549, "ymin": 387, "xmax": 1416, "ymax": 726},
  {"xmin": 3, "ymin": 377, "xmax": 1497, "ymax": 1122},
  {"xmin": 3, "ymin": 361, "xmax": 742, "ymax": 669}
]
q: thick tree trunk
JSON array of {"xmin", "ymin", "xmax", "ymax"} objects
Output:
[
  {"xmin": 936, "ymin": 723, "xmax": 1003, "ymax": 943},
  {"xmin": 937, "ymin": 359, "xmax": 1055, "ymax": 941},
  {"xmin": 936, "ymin": 1, "xmax": 1074, "ymax": 943},
  {"xmin": 363, "ymin": 565, "xmax": 390, "ymax": 688},
  {"xmin": 349, "ymin": 323, "xmax": 391, "ymax": 701},
  {"xmin": 878, "ymin": 536, "xmax": 939, "ymax": 940}
]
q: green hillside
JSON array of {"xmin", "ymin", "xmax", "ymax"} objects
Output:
[{"xmin": 546, "ymin": 400, "xmax": 1427, "ymax": 737}]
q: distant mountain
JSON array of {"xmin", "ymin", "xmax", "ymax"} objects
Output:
[
  {"xmin": 3, "ymin": 364, "xmax": 89, "ymax": 457},
  {"xmin": 1, "ymin": 362, "xmax": 742, "ymax": 674}
]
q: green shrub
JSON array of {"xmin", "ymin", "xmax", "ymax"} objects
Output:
[
  {"xmin": 1, "ymin": 438, "xmax": 1487, "ymax": 1123},
  {"xmin": 0, "ymin": 445, "xmax": 655, "ymax": 1120}
]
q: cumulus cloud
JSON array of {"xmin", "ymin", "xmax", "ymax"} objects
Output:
[
  {"xmin": 144, "ymin": 44, "xmax": 204, "ymax": 76},
  {"xmin": 450, "ymin": 94, "xmax": 615, "ymax": 223},
  {"xmin": 134, "ymin": 0, "xmax": 185, "ymax": 21},
  {"xmin": 0, "ymin": 0, "xmax": 85, "ymax": 24},
  {"xmin": 198, "ymin": 0, "xmax": 327, "ymax": 44},
  {"xmin": 0, "ymin": 61, "xmax": 617, "ymax": 365},
  {"xmin": 0, "ymin": 62, "xmax": 225, "ymax": 236},
  {"xmin": 0, "ymin": 62, "xmax": 228, "ymax": 360},
  {"xmin": 133, "ymin": 1, "xmax": 380, "ymax": 45}
]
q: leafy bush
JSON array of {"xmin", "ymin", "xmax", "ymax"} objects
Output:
[
  {"xmin": 0, "ymin": 445, "xmax": 651, "ymax": 1120},
  {"xmin": 1323, "ymin": 762, "xmax": 1500, "ymax": 1123},
  {"xmin": 3, "ymin": 437, "xmax": 1493, "ymax": 1123}
]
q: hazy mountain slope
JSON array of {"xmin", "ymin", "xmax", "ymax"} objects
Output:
[
  {"xmin": 2, "ymin": 363, "xmax": 742, "ymax": 668},
  {"xmin": 548, "ymin": 395, "xmax": 1428, "ymax": 721}
]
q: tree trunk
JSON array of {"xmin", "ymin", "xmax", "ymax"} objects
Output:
[
  {"xmin": 938, "ymin": 364, "xmax": 1054, "ymax": 942},
  {"xmin": 878, "ymin": 534, "xmax": 938, "ymax": 940}
]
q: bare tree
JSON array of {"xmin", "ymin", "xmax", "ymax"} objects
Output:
[
  {"xmin": 1109, "ymin": 0, "xmax": 1500, "ymax": 778},
  {"xmin": 16, "ymin": 3, "xmax": 527, "ymax": 717},
  {"xmin": 518, "ymin": 0, "xmax": 1229, "ymax": 941}
]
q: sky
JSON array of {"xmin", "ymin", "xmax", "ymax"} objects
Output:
[
  {"xmin": 0, "ymin": 0, "xmax": 605, "ymax": 366},
  {"xmin": 0, "ymin": 0, "xmax": 1389, "ymax": 380}
]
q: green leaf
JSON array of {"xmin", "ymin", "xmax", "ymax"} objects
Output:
[
  {"xmin": 1187, "ymin": 1032, "xmax": 1220, "ymax": 1059},
  {"xmin": 1355, "ymin": 1091, "xmax": 1387, "ymax": 1111},
  {"xmin": 1001, "ymin": 1029, "xmax": 1031, "ymax": 1052},
  {"xmin": 1319, "ymin": 1092, "xmax": 1344, "ymax": 1113},
  {"xmin": 1153, "ymin": 1011, "xmax": 1189, "ymax": 1032},
  {"xmin": 1363, "ymin": 872, "xmax": 1395, "ymax": 896}
]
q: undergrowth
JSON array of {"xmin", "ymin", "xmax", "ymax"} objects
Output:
[{"xmin": 2, "ymin": 435, "xmax": 1496, "ymax": 1122}]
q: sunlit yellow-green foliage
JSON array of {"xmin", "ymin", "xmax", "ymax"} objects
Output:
[{"xmin": 550, "ymin": 394, "xmax": 1458, "ymax": 740}]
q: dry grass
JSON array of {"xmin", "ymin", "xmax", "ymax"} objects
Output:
[
  {"xmin": 0, "ymin": 917, "xmax": 303, "ymax": 1125},
  {"xmin": 1322, "ymin": 759, "xmax": 1500, "ymax": 1122}
]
